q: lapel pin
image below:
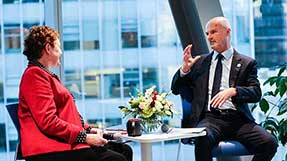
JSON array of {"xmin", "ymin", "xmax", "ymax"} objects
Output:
[{"xmin": 237, "ymin": 64, "xmax": 241, "ymax": 68}]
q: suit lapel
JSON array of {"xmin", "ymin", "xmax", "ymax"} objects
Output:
[{"xmin": 229, "ymin": 50, "xmax": 242, "ymax": 87}]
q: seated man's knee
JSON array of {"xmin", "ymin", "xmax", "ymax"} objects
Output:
[
  {"xmin": 266, "ymin": 135, "xmax": 278, "ymax": 154},
  {"xmin": 256, "ymin": 134, "xmax": 278, "ymax": 155}
]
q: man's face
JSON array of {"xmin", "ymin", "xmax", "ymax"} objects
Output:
[{"xmin": 205, "ymin": 21, "xmax": 230, "ymax": 53}]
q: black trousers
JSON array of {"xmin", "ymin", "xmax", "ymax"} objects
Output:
[
  {"xmin": 25, "ymin": 142, "xmax": 132, "ymax": 161},
  {"xmin": 194, "ymin": 111, "xmax": 278, "ymax": 161}
]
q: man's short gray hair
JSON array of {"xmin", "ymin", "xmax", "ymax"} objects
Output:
[{"xmin": 206, "ymin": 16, "xmax": 231, "ymax": 30}]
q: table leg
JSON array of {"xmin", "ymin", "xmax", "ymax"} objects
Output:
[{"xmin": 141, "ymin": 142, "xmax": 152, "ymax": 161}]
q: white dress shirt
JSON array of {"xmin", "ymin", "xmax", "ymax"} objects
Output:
[{"xmin": 207, "ymin": 47, "xmax": 236, "ymax": 111}]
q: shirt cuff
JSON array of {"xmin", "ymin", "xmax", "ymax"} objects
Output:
[
  {"xmin": 180, "ymin": 67, "xmax": 190, "ymax": 77},
  {"xmin": 85, "ymin": 126, "xmax": 92, "ymax": 133}
]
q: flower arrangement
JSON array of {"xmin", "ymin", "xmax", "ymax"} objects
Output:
[{"xmin": 119, "ymin": 85, "xmax": 179, "ymax": 133}]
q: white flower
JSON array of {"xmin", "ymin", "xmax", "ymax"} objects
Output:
[
  {"xmin": 119, "ymin": 85, "xmax": 179, "ymax": 119},
  {"xmin": 163, "ymin": 104, "xmax": 169, "ymax": 110},
  {"xmin": 155, "ymin": 100, "xmax": 163, "ymax": 111},
  {"xmin": 139, "ymin": 102, "xmax": 146, "ymax": 109},
  {"xmin": 145, "ymin": 85, "xmax": 156, "ymax": 97},
  {"xmin": 156, "ymin": 95, "xmax": 163, "ymax": 102}
]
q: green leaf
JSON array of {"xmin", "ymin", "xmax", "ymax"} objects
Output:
[
  {"xmin": 250, "ymin": 103, "xmax": 257, "ymax": 112},
  {"xmin": 279, "ymin": 77, "xmax": 287, "ymax": 97},
  {"xmin": 274, "ymin": 88, "xmax": 279, "ymax": 96},
  {"xmin": 261, "ymin": 117, "xmax": 279, "ymax": 136},
  {"xmin": 277, "ymin": 66, "xmax": 286, "ymax": 77},
  {"xmin": 278, "ymin": 119, "xmax": 287, "ymax": 146},
  {"xmin": 259, "ymin": 98, "xmax": 269, "ymax": 113},
  {"xmin": 264, "ymin": 76, "xmax": 277, "ymax": 86},
  {"xmin": 276, "ymin": 77, "xmax": 281, "ymax": 87},
  {"xmin": 118, "ymin": 106, "xmax": 127, "ymax": 109},
  {"xmin": 263, "ymin": 91, "xmax": 274, "ymax": 97},
  {"xmin": 278, "ymin": 98, "xmax": 287, "ymax": 115}
]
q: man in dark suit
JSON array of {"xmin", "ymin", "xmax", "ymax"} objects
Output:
[{"xmin": 171, "ymin": 16, "xmax": 278, "ymax": 161}]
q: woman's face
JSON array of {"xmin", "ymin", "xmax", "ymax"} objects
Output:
[{"xmin": 48, "ymin": 38, "xmax": 62, "ymax": 67}]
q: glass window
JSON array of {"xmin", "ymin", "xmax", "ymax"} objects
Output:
[
  {"xmin": 63, "ymin": 24, "xmax": 80, "ymax": 51},
  {"xmin": 65, "ymin": 69, "xmax": 82, "ymax": 97},
  {"xmin": 82, "ymin": 20, "xmax": 100, "ymax": 50},
  {"xmin": 104, "ymin": 73, "xmax": 120, "ymax": 98},
  {"xmin": 83, "ymin": 40, "xmax": 99, "ymax": 50},
  {"xmin": 158, "ymin": 0, "xmax": 177, "ymax": 47},
  {"xmin": 123, "ymin": 68, "xmax": 139, "ymax": 97},
  {"xmin": 139, "ymin": 0, "xmax": 157, "ymax": 48},
  {"xmin": 4, "ymin": 25, "xmax": 21, "ymax": 53},
  {"xmin": 120, "ymin": 0, "xmax": 138, "ymax": 48},
  {"xmin": 220, "ymin": 0, "xmax": 252, "ymax": 56},
  {"xmin": 22, "ymin": 0, "xmax": 44, "ymax": 3},
  {"xmin": 142, "ymin": 67, "xmax": 158, "ymax": 91},
  {"xmin": 84, "ymin": 69, "xmax": 100, "ymax": 98},
  {"xmin": 236, "ymin": 15, "xmax": 249, "ymax": 43},
  {"xmin": 102, "ymin": 0, "xmax": 119, "ymax": 51},
  {"xmin": 0, "ymin": 124, "xmax": 6, "ymax": 152},
  {"xmin": 0, "ymin": 27, "xmax": 2, "ymax": 51},
  {"xmin": 3, "ymin": 0, "xmax": 19, "ymax": 4},
  {"xmin": 121, "ymin": 30, "xmax": 138, "ymax": 48},
  {"xmin": 254, "ymin": 0, "xmax": 287, "ymax": 67},
  {"xmin": 82, "ymin": 0, "xmax": 100, "ymax": 50}
]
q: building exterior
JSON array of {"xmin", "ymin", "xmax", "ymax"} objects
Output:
[{"xmin": 254, "ymin": 0, "xmax": 287, "ymax": 67}]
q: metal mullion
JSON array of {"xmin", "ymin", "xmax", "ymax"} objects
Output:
[
  {"xmin": 44, "ymin": 0, "xmax": 63, "ymax": 79},
  {"xmin": 136, "ymin": 0, "xmax": 143, "ymax": 92},
  {"xmin": 1, "ymin": 1, "xmax": 11, "ymax": 160},
  {"xmin": 117, "ymin": 0, "xmax": 126, "ymax": 128},
  {"xmin": 249, "ymin": 0, "xmax": 255, "ymax": 59},
  {"xmin": 78, "ymin": 0, "xmax": 86, "ymax": 118},
  {"xmin": 98, "ymin": 0, "xmax": 105, "ymax": 128},
  {"xmin": 155, "ymin": 0, "xmax": 162, "ymax": 92},
  {"xmin": 39, "ymin": 0, "xmax": 44, "ymax": 26},
  {"xmin": 155, "ymin": 1, "xmax": 165, "ymax": 161},
  {"xmin": 117, "ymin": 0, "xmax": 124, "ymax": 100},
  {"xmin": 231, "ymin": 0, "xmax": 237, "ymax": 46},
  {"xmin": 20, "ymin": 0, "xmax": 25, "ymax": 75}
]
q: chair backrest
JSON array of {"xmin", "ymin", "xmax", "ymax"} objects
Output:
[
  {"xmin": 6, "ymin": 103, "xmax": 20, "ymax": 135},
  {"xmin": 177, "ymin": 85, "xmax": 196, "ymax": 145},
  {"xmin": 6, "ymin": 103, "xmax": 23, "ymax": 160}
]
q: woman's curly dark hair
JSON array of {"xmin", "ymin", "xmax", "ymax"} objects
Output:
[{"xmin": 23, "ymin": 26, "xmax": 59, "ymax": 61}]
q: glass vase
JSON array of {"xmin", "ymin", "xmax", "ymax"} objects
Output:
[{"xmin": 141, "ymin": 117, "xmax": 162, "ymax": 133}]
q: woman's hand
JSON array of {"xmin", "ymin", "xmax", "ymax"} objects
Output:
[{"xmin": 86, "ymin": 134, "xmax": 108, "ymax": 146}]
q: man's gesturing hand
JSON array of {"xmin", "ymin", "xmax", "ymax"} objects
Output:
[{"xmin": 181, "ymin": 44, "xmax": 201, "ymax": 73}]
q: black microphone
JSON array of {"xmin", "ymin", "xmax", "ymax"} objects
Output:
[
  {"xmin": 103, "ymin": 133, "xmax": 121, "ymax": 140},
  {"xmin": 161, "ymin": 124, "xmax": 172, "ymax": 133},
  {"xmin": 103, "ymin": 133, "xmax": 114, "ymax": 140}
]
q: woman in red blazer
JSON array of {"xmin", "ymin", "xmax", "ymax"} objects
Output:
[{"xmin": 18, "ymin": 26, "xmax": 132, "ymax": 161}]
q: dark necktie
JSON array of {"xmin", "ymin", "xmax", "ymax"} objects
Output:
[{"xmin": 211, "ymin": 54, "xmax": 224, "ymax": 98}]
